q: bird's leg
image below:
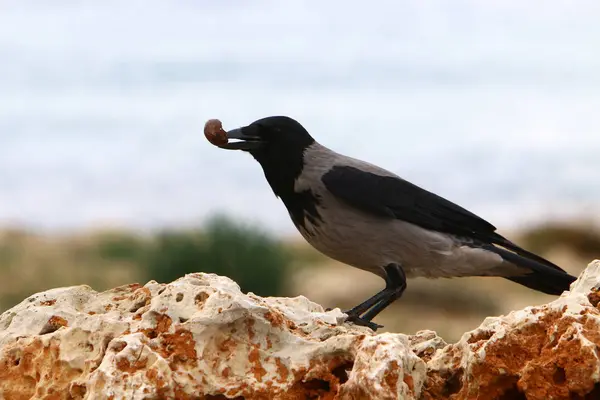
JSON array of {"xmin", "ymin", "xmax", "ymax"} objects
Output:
[
  {"xmin": 342, "ymin": 288, "xmax": 390, "ymax": 318},
  {"xmin": 343, "ymin": 263, "xmax": 407, "ymax": 331},
  {"xmin": 359, "ymin": 265, "xmax": 406, "ymax": 323}
]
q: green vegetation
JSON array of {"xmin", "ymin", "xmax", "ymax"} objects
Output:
[
  {"xmin": 0, "ymin": 216, "xmax": 595, "ymax": 341},
  {"xmin": 0, "ymin": 216, "xmax": 296, "ymax": 312},
  {"xmin": 143, "ymin": 215, "xmax": 292, "ymax": 297},
  {"xmin": 94, "ymin": 231, "xmax": 146, "ymax": 263}
]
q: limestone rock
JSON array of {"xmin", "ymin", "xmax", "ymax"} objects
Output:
[
  {"xmin": 1, "ymin": 260, "xmax": 599, "ymax": 399},
  {"xmin": 424, "ymin": 260, "xmax": 600, "ymax": 400},
  {"xmin": 0, "ymin": 273, "xmax": 424, "ymax": 399}
]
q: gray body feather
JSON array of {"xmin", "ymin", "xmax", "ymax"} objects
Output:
[{"xmin": 293, "ymin": 143, "xmax": 525, "ymax": 279}]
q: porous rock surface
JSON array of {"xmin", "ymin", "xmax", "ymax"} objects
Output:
[
  {"xmin": 423, "ymin": 260, "xmax": 600, "ymax": 400},
  {"xmin": 0, "ymin": 260, "xmax": 599, "ymax": 400}
]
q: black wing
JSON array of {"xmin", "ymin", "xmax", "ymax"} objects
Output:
[
  {"xmin": 321, "ymin": 165, "xmax": 565, "ymax": 272},
  {"xmin": 322, "ymin": 165, "xmax": 497, "ymax": 239}
]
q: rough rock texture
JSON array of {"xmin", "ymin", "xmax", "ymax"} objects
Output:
[
  {"xmin": 0, "ymin": 260, "xmax": 599, "ymax": 399},
  {"xmin": 423, "ymin": 260, "xmax": 600, "ymax": 400},
  {"xmin": 0, "ymin": 273, "xmax": 425, "ymax": 399}
]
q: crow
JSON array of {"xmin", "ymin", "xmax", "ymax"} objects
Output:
[{"xmin": 215, "ymin": 115, "xmax": 577, "ymax": 330}]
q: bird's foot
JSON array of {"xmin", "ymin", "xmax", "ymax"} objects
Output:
[
  {"xmin": 343, "ymin": 312, "xmax": 384, "ymax": 331},
  {"xmin": 324, "ymin": 307, "xmax": 381, "ymax": 330}
]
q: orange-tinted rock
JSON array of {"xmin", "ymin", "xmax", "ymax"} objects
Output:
[
  {"xmin": 1, "ymin": 260, "xmax": 599, "ymax": 399},
  {"xmin": 0, "ymin": 272, "xmax": 422, "ymax": 399},
  {"xmin": 423, "ymin": 259, "xmax": 600, "ymax": 400}
]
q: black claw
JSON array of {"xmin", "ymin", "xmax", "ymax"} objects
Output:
[{"xmin": 344, "ymin": 313, "xmax": 384, "ymax": 331}]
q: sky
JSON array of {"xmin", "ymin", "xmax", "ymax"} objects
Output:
[{"xmin": 1, "ymin": 0, "xmax": 599, "ymax": 236}]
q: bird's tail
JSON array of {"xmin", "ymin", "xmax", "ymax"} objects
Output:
[{"xmin": 483, "ymin": 243, "xmax": 577, "ymax": 295}]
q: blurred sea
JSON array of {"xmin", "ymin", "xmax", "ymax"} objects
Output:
[{"xmin": 1, "ymin": 1, "xmax": 600, "ymax": 236}]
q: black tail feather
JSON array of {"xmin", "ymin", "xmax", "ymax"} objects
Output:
[
  {"xmin": 504, "ymin": 273, "xmax": 576, "ymax": 295},
  {"xmin": 491, "ymin": 233, "xmax": 567, "ymax": 273},
  {"xmin": 484, "ymin": 244, "xmax": 577, "ymax": 295}
]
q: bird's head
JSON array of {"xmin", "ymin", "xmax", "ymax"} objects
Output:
[
  {"xmin": 218, "ymin": 116, "xmax": 315, "ymax": 195},
  {"xmin": 218, "ymin": 116, "xmax": 314, "ymax": 155}
]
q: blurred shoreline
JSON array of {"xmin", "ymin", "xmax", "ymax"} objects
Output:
[{"xmin": 0, "ymin": 216, "xmax": 597, "ymax": 342}]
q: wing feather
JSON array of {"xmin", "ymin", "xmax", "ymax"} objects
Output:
[
  {"xmin": 321, "ymin": 165, "xmax": 496, "ymax": 239},
  {"xmin": 321, "ymin": 165, "xmax": 566, "ymax": 273}
]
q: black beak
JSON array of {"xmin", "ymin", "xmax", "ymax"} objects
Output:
[{"xmin": 218, "ymin": 127, "xmax": 263, "ymax": 151}]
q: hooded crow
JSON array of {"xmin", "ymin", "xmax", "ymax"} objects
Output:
[{"xmin": 216, "ymin": 115, "xmax": 577, "ymax": 330}]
